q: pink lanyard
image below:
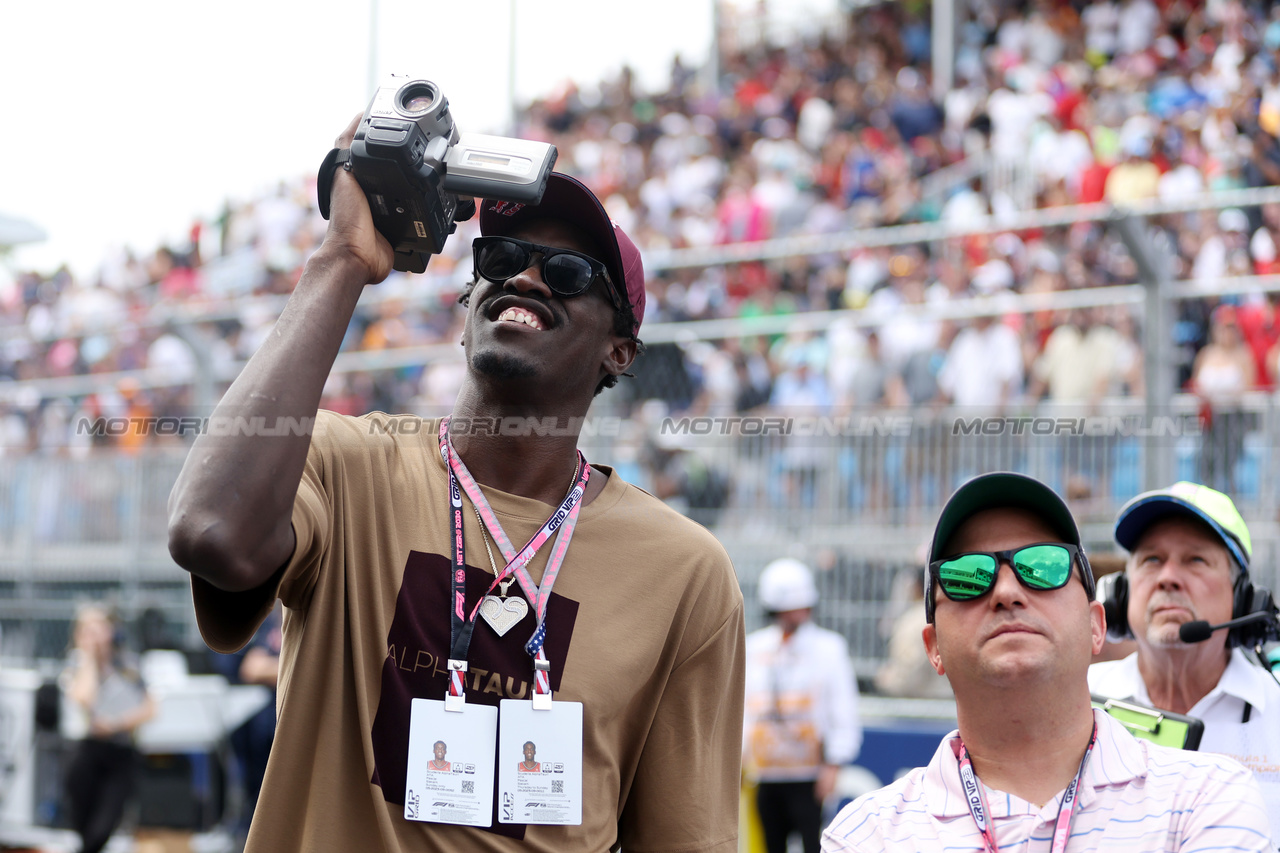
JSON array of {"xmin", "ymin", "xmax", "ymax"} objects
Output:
[
  {"xmin": 954, "ymin": 723, "xmax": 1096, "ymax": 853},
  {"xmin": 437, "ymin": 419, "xmax": 589, "ymax": 704}
]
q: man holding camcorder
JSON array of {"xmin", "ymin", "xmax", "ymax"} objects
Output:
[
  {"xmin": 824, "ymin": 472, "xmax": 1271, "ymax": 851},
  {"xmin": 168, "ymin": 81, "xmax": 744, "ymax": 852},
  {"xmin": 1090, "ymin": 482, "xmax": 1280, "ymax": 846}
]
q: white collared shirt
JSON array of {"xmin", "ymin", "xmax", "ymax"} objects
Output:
[
  {"xmin": 1090, "ymin": 648, "xmax": 1280, "ymax": 846},
  {"xmin": 822, "ymin": 708, "xmax": 1270, "ymax": 852}
]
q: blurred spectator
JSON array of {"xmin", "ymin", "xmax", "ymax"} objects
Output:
[
  {"xmin": 874, "ymin": 569, "xmax": 952, "ymax": 700},
  {"xmin": 769, "ymin": 338, "xmax": 832, "ymax": 413},
  {"xmin": 62, "ymin": 603, "xmax": 156, "ymax": 853},
  {"xmin": 1028, "ymin": 308, "xmax": 1136, "ymax": 405},
  {"xmin": 866, "ymin": 263, "xmax": 942, "ymax": 381},
  {"xmin": 1194, "ymin": 208, "xmax": 1252, "ymax": 282},
  {"xmin": 1236, "ymin": 293, "xmax": 1280, "ymax": 389},
  {"xmin": 643, "ymin": 436, "xmax": 733, "ymax": 527},
  {"xmin": 1082, "ymin": 0, "xmax": 1120, "ymax": 60},
  {"xmin": 1104, "ymin": 136, "xmax": 1161, "ymax": 203},
  {"xmin": 829, "ymin": 327, "xmax": 892, "ymax": 409},
  {"xmin": 734, "ymin": 338, "xmax": 775, "ymax": 412},
  {"xmin": 769, "ymin": 341, "xmax": 833, "ymax": 508},
  {"xmin": 1191, "ymin": 305, "xmax": 1257, "ymax": 493},
  {"xmin": 888, "ymin": 67, "xmax": 942, "ymax": 142},
  {"xmin": 937, "ymin": 314, "xmax": 1023, "ymax": 412},
  {"xmin": 1117, "ymin": 0, "xmax": 1161, "ymax": 56}
]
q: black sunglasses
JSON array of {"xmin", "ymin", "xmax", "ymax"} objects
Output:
[
  {"xmin": 929, "ymin": 543, "xmax": 1083, "ymax": 603},
  {"xmin": 472, "ymin": 236, "xmax": 621, "ymax": 311}
]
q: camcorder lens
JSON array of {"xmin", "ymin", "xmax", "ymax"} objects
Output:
[{"xmin": 399, "ymin": 84, "xmax": 436, "ymax": 115}]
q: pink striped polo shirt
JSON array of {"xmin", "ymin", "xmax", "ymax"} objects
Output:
[{"xmin": 822, "ymin": 709, "xmax": 1270, "ymax": 852}]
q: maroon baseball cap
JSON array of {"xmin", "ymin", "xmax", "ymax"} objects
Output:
[{"xmin": 479, "ymin": 173, "xmax": 645, "ymax": 336}]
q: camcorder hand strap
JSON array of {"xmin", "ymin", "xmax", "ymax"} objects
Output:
[
  {"xmin": 316, "ymin": 147, "xmax": 353, "ymax": 221},
  {"xmin": 318, "ymin": 143, "xmax": 482, "ymax": 225}
]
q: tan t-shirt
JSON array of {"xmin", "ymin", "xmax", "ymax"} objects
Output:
[{"xmin": 192, "ymin": 411, "xmax": 745, "ymax": 853}]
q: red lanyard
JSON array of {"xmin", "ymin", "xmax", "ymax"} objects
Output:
[
  {"xmin": 955, "ymin": 722, "xmax": 1096, "ymax": 853},
  {"xmin": 437, "ymin": 419, "xmax": 589, "ymax": 705}
]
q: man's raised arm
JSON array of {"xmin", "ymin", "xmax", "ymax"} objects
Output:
[{"xmin": 167, "ymin": 115, "xmax": 394, "ymax": 593}]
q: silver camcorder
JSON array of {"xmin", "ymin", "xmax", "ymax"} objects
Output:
[{"xmin": 331, "ymin": 74, "xmax": 558, "ymax": 273}]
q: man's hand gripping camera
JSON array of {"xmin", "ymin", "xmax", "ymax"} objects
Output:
[{"xmin": 319, "ymin": 75, "xmax": 558, "ymax": 273}]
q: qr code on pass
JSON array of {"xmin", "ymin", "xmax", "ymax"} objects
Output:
[
  {"xmin": 551, "ymin": 780, "xmax": 563, "ymax": 794},
  {"xmin": 462, "ymin": 780, "xmax": 474, "ymax": 794}
]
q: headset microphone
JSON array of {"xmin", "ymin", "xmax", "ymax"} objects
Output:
[{"xmin": 1179, "ymin": 611, "xmax": 1277, "ymax": 644}]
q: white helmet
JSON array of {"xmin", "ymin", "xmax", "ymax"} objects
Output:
[{"xmin": 758, "ymin": 558, "xmax": 819, "ymax": 612}]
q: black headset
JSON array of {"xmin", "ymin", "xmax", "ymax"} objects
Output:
[{"xmin": 1099, "ymin": 566, "xmax": 1277, "ymax": 649}]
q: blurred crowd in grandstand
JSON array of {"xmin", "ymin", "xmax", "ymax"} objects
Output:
[{"xmin": 5, "ymin": 0, "xmax": 1280, "ymax": 506}]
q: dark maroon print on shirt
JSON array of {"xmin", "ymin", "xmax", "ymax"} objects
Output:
[{"xmin": 370, "ymin": 550, "xmax": 579, "ymax": 836}]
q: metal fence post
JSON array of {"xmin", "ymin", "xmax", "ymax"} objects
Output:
[
  {"xmin": 162, "ymin": 322, "xmax": 218, "ymax": 418},
  {"xmin": 1110, "ymin": 212, "xmax": 1176, "ymax": 491}
]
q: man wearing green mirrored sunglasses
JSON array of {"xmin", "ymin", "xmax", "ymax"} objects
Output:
[{"xmin": 823, "ymin": 472, "xmax": 1270, "ymax": 852}]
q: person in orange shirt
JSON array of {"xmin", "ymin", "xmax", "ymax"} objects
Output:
[{"xmin": 116, "ymin": 378, "xmax": 152, "ymax": 455}]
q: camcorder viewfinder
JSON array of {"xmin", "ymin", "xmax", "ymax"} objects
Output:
[{"xmin": 325, "ymin": 74, "xmax": 559, "ymax": 273}]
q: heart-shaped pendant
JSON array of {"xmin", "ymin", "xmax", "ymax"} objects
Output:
[{"xmin": 479, "ymin": 595, "xmax": 529, "ymax": 637}]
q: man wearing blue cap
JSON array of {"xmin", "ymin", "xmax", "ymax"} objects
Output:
[{"xmin": 1089, "ymin": 481, "xmax": 1280, "ymax": 845}]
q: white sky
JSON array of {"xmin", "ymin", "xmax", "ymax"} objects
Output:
[{"xmin": 0, "ymin": 0, "xmax": 717, "ymax": 279}]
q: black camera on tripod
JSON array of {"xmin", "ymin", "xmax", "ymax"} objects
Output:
[{"xmin": 319, "ymin": 74, "xmax": 559, "ymax": 273}]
